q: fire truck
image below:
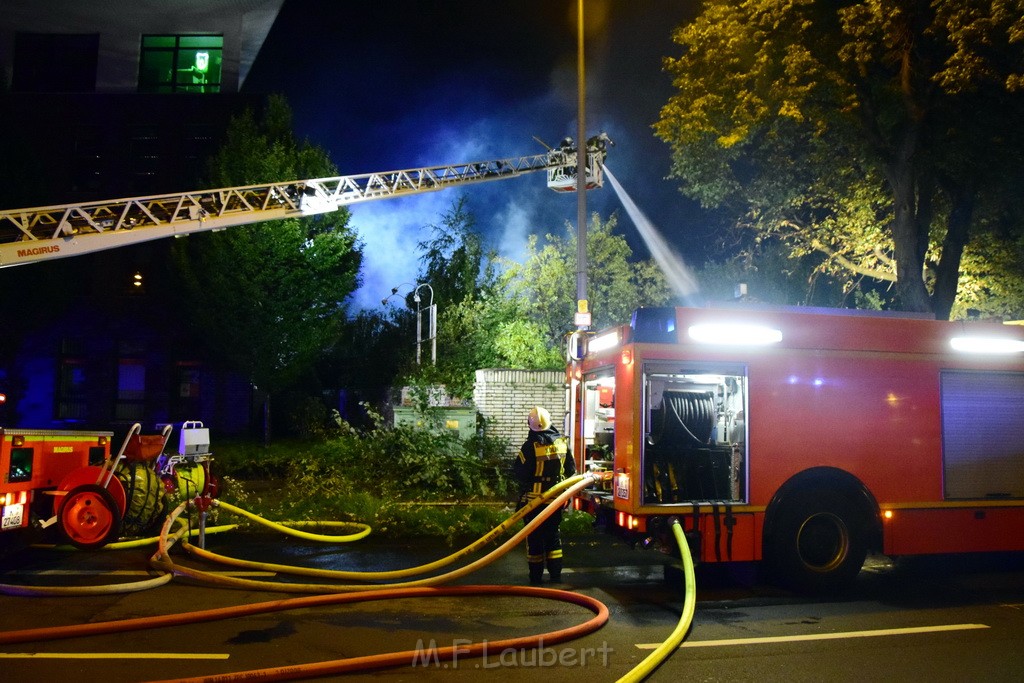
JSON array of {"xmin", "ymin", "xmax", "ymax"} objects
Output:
[
  {"xmin": 570, "ymin": 305, "xmax": 1024, "ymax": 591},
  {"xmin": 0, "ymin": 142, "xmax": 605, "ymax": 547}
]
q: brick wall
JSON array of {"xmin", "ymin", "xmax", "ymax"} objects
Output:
[{"xmin": 473, "ymin": 368, "xmax": 566, "ymax": 457}]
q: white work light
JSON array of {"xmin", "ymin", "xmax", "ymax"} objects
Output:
[
  {"xmin": 950, "ymin": 336, "xmax": 1024, "ymax": 354},
  {"xmin": 688, "ymin": 323, "xmax": 783, "ymax": 346},
  {"xmin": 587, "ymin": 331, "xmax": 620, "ymax": 354}
]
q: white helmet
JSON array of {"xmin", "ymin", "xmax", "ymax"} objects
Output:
[{"xmin": 528, "ymin": 406, "xmax": 552, "ymax": 432}]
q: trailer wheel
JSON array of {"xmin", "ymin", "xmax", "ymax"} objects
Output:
[
  {"xmin": 767, "ymin": 489, "xmax": 867, "ymax": 593},
  {"xmin": 58, "ymin": 484, "xmax": 122, "ymax": 550}
]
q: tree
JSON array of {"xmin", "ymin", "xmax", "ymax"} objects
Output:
[
  {"xmin": 321, "ymin": 308, "xmax": 412, "ymax": 425},
  {"xmin": 172, "ymin": 95, "xmax": 363, "ymax": 440},
  {"xmin": 655, "ymin": 0, "xmax": 1024, "ymax": 318},
  {"xmin": 401, "ymin": 205, "xmax": 674, "ymax": 398},
  {"xmin": 506, "ymin": 213, "xmax": 673, "ymax": 348},
  {"xmin": 950, "ymin": 230, "xmax": 1024, "ymax": 319},
  {"xmin": 400, "ymin": 198, "xmax": 552, "ymax": 397},
  {"xmin": 697, "ymin": 239, "xmax": 851, "ymax": 308},
  {"xmin": 417, "ymin": 196, "xmax": 489, "ymax": 310}
]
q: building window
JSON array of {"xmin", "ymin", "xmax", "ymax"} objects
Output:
[
  {"xmin": 130, "ymin": 126, "xmax": 162, "ymax": 187},
  {"xmin": 72, "ymin": 126, "xmax": 104, "ymax": 193},
  {"xmin": 182, "ymin": 125, "xmax": 217, "ymax": 170},
  {"xmin": 173, "ymin": 361, "xmax": 203, "ymax": 419},
  {"xmin": 138, "ymin": 35, "xmax": 223, "ymax": 93},
  {"xmin": 56, "ymin": 348, "xmax": 88, "ymax": 421},
  {"xmin": 115, "ymin": 358, "xmax": 146, "ymax": 422},
  {"xmin": 177, "ymin": 364, "xmax": 202, "ymax": 400},
  {"xmin": 13, "ymin": 32, "xmax": 99, "ymax": 93}
]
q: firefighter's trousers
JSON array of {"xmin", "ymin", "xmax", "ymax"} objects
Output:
[{"xmin": 523, "ymin": 506, "xmax": 563, "ymax": 583}]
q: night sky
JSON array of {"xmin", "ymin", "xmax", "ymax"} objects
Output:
[{"xmin": 243, "ymin": 0, "xmax": 703, "ymax": 310}]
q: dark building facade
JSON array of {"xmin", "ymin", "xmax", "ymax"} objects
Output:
[{"xmin": 0, "ymin": 1, "xmax": 285, "ymax": 437}]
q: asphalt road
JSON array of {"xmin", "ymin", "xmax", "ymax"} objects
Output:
[{"xmin": 1, "ymin": 528, "xmax": 1024, "ymax": 682}]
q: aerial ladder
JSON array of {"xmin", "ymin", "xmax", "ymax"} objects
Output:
[{"xmin": 0, "ymin": 142, "xmax": 606, "ymax": 268}]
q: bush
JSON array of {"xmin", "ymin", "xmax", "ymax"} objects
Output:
[
  {"xmin": 216, "ymin": 405, "xmax": 596, "ymax": 543},
  {"xmin": 274, "ymin": 406, "xmax": 513, "ymax": 502},
  {"xmin": 216, "ymin": 405, "xmax": 530, "ymax": 541}
]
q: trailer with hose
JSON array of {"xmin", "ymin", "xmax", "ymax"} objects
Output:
[{"xmin": 1, "ymin": 421, "xmax": 217, "ymax": 550}]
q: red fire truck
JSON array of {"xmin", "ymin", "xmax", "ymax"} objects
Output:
[{"xmin": 570, "ymin": 305, "xmax": 1024, "ymax": 591}]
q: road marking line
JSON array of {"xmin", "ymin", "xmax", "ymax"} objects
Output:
[
  {"xmin": 0, "ymin": 652, "xmax": 229, "ymax": 660},
  {"xmin": 2, "ymin": 570, "xmax": 275, "ymax": 577},
  {"xmin": 635, "ymin": 623, "xmax": 990, "ymax": 649},
  {"xmin": 561, "ymin": 565, "xmax": 664, "ymax": 575}
]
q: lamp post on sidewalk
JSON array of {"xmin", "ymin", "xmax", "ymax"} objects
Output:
[
  {"xmin": 382, "ymin": 282, "xmax": 436, "ymax": 365},
  {"xmin": 575, "ymin": 0, "xmax": 589, "ymax": 333}
]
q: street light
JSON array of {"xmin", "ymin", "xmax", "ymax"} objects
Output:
[
  {"xmin": 382, "ymin": 282, "xmax": 436, "ymax": 365},
  {"xmin": 575, "ymin": 0, "xmax": 589, "ymax": 332}
]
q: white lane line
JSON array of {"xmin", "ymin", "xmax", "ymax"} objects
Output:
[
  {"xmin": 0, "ymin": 652, "xmax": 229, "ymax": 660},
  {"xmin": 2, "ymin": 570, "xmax": 275, "ymax": 577},
  {"xmin": 635, "ymin": 623, "xmax": 990, "ymax": 649},
  {"xmin": 561, "ymin": 566, "xmax": 662, "ymax": 575}
]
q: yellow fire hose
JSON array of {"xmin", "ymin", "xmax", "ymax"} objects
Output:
[
  {"xmin": 617, "ymin": 517, "xmax": 696, "ymax": 682},
  {"xmin": 0, "ymin": 475, "xmax": 619, "ymax": 681},
  {"xmin": 186, "ymin": 473, "xmax": 588, "ymax": 582},
  {"xmin": 104, "ymin": 525, "xmax": 238, "ymax": 550},
  {"xmin": 150, "ymin": 474, "xmax": 602, "ymax": 592},
  {"xmin": 210, "ymin": 502, "xmax": 370, "ymax": 543}
]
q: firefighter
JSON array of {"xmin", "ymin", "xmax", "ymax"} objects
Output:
[
  {"xmin": 514, "ymin": 406, "xmax": 576, "ymax": 584},
  {"xmin": 586, "ymin": 131, "xmax": 614, "ymax": 163}
]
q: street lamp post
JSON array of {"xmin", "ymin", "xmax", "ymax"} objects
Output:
[
  {"xmin": 575, "ymin": 0, "xmax": 589, "ymax": 332},
  {"xmin": 568, "ymin": 0, "xmax": 588, "ymax": 463},
  {"xmin": 382, "ymin": 282, "xmax": 436, "ymax": 365},
  {"xmin": 412, "ymin": 283, "xmax": 436, "ymax": 366}
]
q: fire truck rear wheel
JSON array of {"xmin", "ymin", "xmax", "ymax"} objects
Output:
[
  {"xmin": 768, "ymin": 489, "xmax": 868, "ymax": 593},
  {"xmin": 58, "ymin": 484, "xmax": 123, "ymax": 550}
]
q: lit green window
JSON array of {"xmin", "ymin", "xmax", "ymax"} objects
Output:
[{"xmin": 139, "ymin": 35, "xmax": 223, "ymax": 93}]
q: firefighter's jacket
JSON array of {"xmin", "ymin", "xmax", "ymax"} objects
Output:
[{"xmin": 514, "ymin": 427, "xmax": 576, "ymax": 506}]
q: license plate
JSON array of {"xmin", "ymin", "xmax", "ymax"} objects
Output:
[
  {"xmin": 1, "ymin": 503, "xmax": 24, "ymax": 530},
  {"xmin": 615, "ymin": 475, "xmax": 629, "ymax": 500}
]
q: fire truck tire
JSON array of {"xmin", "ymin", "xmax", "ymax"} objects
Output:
[
  {"xmin": 767, "ymin": 489, "xmax": 868, "ymax": 593},
  {"xmin": 58, "ymin": 484, "xmax": 123, "ymax": 550}
]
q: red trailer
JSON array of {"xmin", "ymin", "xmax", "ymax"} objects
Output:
[
  {"xmin": 1, "ymin": 422, "xmax": 215, "ymax": 549},
  {"xmin": 1, "ymin": 428, "xmax": 115, "ymax": 546}
]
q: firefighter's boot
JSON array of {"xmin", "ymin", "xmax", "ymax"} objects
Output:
[
  {"xmin": 547, "ymin": 556, "xmax": 563, "ymax": 583},
  {"xmin": 528, "ymin": 561, "xmax": 544, "ymax": 585}
]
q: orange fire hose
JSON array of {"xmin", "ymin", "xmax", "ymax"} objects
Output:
[{"xmin": 0, "ymin": 585, "xmax": 607, "ymax": 671}]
